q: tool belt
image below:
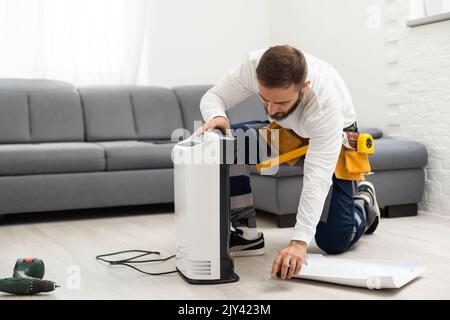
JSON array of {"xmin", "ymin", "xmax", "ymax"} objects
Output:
[{"xmin": 258, "ymin": 121, "xmax": 374, "ymax": 181}]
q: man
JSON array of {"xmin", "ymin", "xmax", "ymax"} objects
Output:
[{"xmin": 198, "ymin": 45, "xmax": 380, "ymax": 280}]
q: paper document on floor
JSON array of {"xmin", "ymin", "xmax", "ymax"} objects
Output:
[{"xmin": 292, "ymin": 254, "xmax": 426, "ymax": 289}]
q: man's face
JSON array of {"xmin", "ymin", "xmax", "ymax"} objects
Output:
[{"xmin": 257, "ymin": 81, "xmax": 309, "ymax": 121}]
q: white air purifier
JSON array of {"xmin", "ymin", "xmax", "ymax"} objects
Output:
[{"xmin": 172, "ymin": 131, "xmax": 239, "ymax": 284}]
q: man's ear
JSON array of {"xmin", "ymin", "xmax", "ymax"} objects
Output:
[{"xmin": 301, "ymin": 80, "xmax": 311, "ymax": 93}]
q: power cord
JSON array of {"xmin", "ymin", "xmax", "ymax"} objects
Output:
[{"xmin": 96, "ymin": 250, "xmax": 179, "ymax": 276}]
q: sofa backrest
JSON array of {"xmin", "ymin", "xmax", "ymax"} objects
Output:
[
  {"xmin": 172, "ymin": 85, "xmax": 211, "ymax": 134},
  {"xmin": 4, "ymin": 80, "xmax": 384, "ymax": 145},
  {"xmin": 0, "ymin": 79, "xmax": 84, "ymax": 143},
  {"xmin": 359, "ymin": 127, "xmax": 383, "ymax": 139},
  {"xmin": 173, "ymin": 85, "xmax": 268, "ymax": 134},
  {"xmin": 228, "ymin": 95, "xmax": 268, "ymax": 124},
  {"xmin": 78, "ymin": 86, "xmax": 184, "ymax": 142}
]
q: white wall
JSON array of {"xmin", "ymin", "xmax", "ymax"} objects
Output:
[
  {"xmin": 269, "ymin": 0, "xmax": 388, "ymax": 131},
  {"xmin": 146, "ymin": 0, "xmax": 388, "ymax": 130},
  {"xmin": 148, "ymin": 0, "xmax": 389, "ymax": 129},
  {"xmin": 268, "ymin": 0, "xmax": 450, "ymax": 216},
  {"xmin": 146, "ymin": 0, "xmax": 271, "ymax": 87},
  {"xmin": 385, "ymin": 0, "xmax": 450, "ymax": 217}
]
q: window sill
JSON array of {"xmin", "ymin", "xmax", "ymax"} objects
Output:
[{"xmin": 407, "ymin": 11, "xmax": 450, "ymax": 27}]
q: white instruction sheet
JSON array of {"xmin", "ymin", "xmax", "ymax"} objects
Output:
[{"xmin": 292, "ymin": 254, "xmax": 426, "ymax": 289}]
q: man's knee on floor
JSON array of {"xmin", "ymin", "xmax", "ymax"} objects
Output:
[{"xmin": 314, "ymin": 227, "xmax": 352, "ymax": 254}]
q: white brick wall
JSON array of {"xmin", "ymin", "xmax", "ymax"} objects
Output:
[{"xmin": 385, "ymin": 0, "xmax": 450, "ymax": 216}]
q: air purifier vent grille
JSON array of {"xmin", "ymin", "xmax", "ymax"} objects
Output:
[{"xmin": 190, "ymin": 260, "xmax": 212, "ymax": 275}]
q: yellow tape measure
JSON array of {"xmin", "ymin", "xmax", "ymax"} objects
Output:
[
  {"xmin": 256, "ymin": 145, "xmax": 308, "ymax": 171},
  {"xmin": 357, "ymin": 134, "xmax": 374, "ymax": 155},
  {"xmin": 256, "ymin": 133, "xmax": 374, "ymax": 171}
]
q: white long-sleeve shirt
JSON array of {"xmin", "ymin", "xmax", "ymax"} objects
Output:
[{"xmin": 199, "ymin": 48, "xmax": 357, "ymax": 246}]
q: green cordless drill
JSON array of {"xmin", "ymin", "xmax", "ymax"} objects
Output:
[{"xmin": 0, "ymin": 258, "xmax": 60, "ymax": 295}]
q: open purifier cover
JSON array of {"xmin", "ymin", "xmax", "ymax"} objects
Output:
[{"xmin": 292, "ymin": 254, "xmax": 426, "ymax": 289}]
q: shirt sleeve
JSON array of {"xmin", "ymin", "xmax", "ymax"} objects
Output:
[
  {"xmin": 200, "ymin": 54, "xmax": 256, "ymax": 122},
  {"xmin": 291, "ymin": 91, "xmax": 345, "ymax": 246}
]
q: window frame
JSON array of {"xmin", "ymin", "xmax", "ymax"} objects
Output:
[{"xmin": 407, "ymin": 0, "xmax": 450, "ymax": 27}]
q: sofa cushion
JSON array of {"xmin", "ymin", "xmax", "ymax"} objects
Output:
[
  {"xmin": 29, "ymin": 89, "xmax": 84, "ymax": 142},
  {"xmin": 0, "ymin": 79, "xmax": 84, "ymax": 143},
  {"xmin": 97, "ymin": 141, "xmax": 175, "ymax": 171},
  {"xmin": 0, "ymin": 143, "xmax": 105, "ymax": 176},
  {"xmin": 227, "ymin": 95, "xmax": 268, "ymax": 124},
  {"xmin": 131, "ymin": 88, "xmax": 184, "ymax": 140},
  {"xmin": 79, "ymin": 87, "xmax": 184, "ymax": 142},
  {"xmin": 173, "ymin": 86, "xmax": 269, "ymax": 134},
  {"xmin": 369, "ymin": 138, "xmax": 428, "ymax": 171},
  {"xmin": 249, "ymin": 161, "xmax": 305, "ymax": 177},
  {"xmin": 0, "ymin": 79, "xmax": 74, "ymax": 91},
  {"xmin": 79, "ymin": 88, "xmax": 137, "ymax": 141},
  {"xmin": 0, "ymin": 91, "xmax": 30, "ymax": 143},
  {"xmin": 173, "ymin": 85, "xmax": 211, "ymax": 134}
]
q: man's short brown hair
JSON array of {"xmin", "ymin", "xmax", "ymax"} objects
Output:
[{"xmin": 256, "ymin": 45, "xmax": 307, "ymax": 89}]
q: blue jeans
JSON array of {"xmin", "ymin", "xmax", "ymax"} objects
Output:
[
  {"xmin": 314, "ymin": 176, "xmax": 366, "ymax": 254},
  {"xmin": 229, "ymin": 120, "xmax": 270, "ymax": 229},
  {"xmin": 229, "ymin": 120, "xmax": 367, "ymax": 254}
]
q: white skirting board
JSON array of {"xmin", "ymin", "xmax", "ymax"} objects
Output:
[{"xmin": 291, "ymin": 254, "xmax": 426, "ymax": 289}]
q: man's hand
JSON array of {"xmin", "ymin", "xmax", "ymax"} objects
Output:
[
  {"xmin": 346, "ymin": 131, "xmax": 359, "ymax": 149},
  {"xmin": 196, "ymin": 116, "xmax": 230, "ymax": 135},
  {"xmin": 271, "ymin": 240, "xmax": 308, "ymax": 279}
]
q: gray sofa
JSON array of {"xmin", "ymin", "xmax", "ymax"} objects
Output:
[{"xmin": 0, "ymin": 79, "xmax": 428, "ymax": 227}]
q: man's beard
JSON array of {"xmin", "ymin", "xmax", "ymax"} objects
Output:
[{"xmin": 265, "ymin": 95, "xmax": 302, "ymax": 121}]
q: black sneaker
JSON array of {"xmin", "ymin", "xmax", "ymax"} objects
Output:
[
  {"xmin": 355, "ymin": 180, "xmax": 381, "ymax": 234},
  {"xmin": 229, "ymin": 227, "xmax": 265, "ymax": 257}
]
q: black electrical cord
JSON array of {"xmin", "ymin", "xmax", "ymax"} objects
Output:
[{"xmin": 96, "ymin": 250, "xmax": 179, "ymax": 276}]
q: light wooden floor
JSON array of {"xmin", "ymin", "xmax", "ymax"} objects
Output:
[{"xmin": 0, "ymin": 205, "xmax": 449, "ymax": 300}]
